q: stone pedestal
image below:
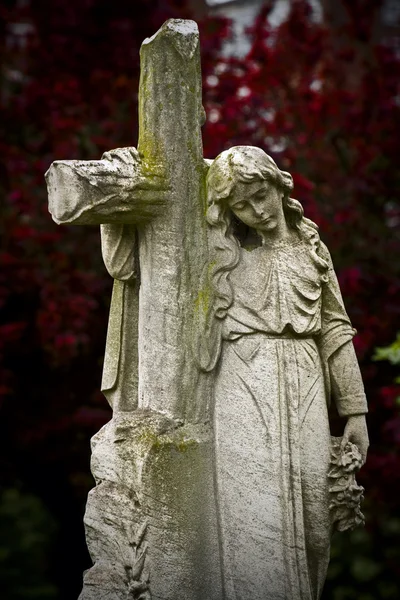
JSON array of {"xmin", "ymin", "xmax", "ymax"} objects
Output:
[{"xmin": 80, "ymin": 411, "xmax": 222, "ymax": 600}]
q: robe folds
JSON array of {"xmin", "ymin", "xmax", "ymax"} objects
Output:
[{"xmin": 212, "ymin": 235, "xmax": 367, "ymax": 600}]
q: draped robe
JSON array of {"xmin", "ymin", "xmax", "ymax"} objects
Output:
[{"xmin": 212, "ymin": 234, "xmax": 367, "ymax": 600}]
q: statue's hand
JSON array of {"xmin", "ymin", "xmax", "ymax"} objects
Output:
[{"xmin": 341, "ymin": 414, "xmax": 369, "ymax": 465}]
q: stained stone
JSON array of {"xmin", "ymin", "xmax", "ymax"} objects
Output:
[{"xmin": 46, "ymin": 18, "xmax": 369, "ymax": 600}]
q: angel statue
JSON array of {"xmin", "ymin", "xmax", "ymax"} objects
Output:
[{"xmin": 198, "ymin": 146, "xmax": 369, "ymax": 600}]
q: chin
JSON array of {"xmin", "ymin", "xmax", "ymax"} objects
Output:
[{"xmin": 260, "ymin": 221, "xmax": 276, "ymax": 231}]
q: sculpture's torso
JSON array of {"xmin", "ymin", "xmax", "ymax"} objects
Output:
[{"xmin": 223, "ymin": 237, "xmax": 325, "ymax": 340}]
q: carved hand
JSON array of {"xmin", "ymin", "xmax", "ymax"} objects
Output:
[{"xmin": 341, "ymin": 414, "xmax": 369, "ymax": 465}]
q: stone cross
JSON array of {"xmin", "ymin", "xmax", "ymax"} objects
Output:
[
  {"xmin": 47, "ymin": 20, "xmax": 221, "ymax": 600},
  {"xmin": 47, "ymin": 19, "xmax": 211, "ymax": 422}
]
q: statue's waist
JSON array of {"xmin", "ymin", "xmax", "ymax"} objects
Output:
[{"xmin": 225, "ymin": 330, "xmax": 318, "ymax": 342}]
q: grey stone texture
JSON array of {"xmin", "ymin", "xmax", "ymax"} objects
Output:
[{"xmin": 46, "ymin": 18, "xmax": 368, "ymax": 600}]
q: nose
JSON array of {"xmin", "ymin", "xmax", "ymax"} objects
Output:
[{"xmin": 254, "ymin": 205, "xmax": 265, "ymax": 218}]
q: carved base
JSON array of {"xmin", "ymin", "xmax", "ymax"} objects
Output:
[{"xmin": 80, "ymin": 411, "xmax": 222, "ymax": 600}]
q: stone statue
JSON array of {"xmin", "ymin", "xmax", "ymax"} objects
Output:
[
  {"xmin": 199, "ymin": 146, "xmax": 369, "ymax": 599},
  {"xmin": 45, "ymin": 19, "xmax": 368, "ymax": 600}
]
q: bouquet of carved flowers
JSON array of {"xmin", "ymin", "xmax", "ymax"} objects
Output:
[{"xmin": 328, "ymin": 437, "xmax": 365, "ymax": 532}]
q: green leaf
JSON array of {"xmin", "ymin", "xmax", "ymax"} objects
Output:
[{"xmin": 373, "ymin": 333, "xmax": 400, "ymax": 365}]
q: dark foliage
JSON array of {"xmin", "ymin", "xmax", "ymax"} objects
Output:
[{"xmin": 1, "ymin": 1, "xmax": 399, "ymax": 598}]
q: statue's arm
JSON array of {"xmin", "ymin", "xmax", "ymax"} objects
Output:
[
  {"xmin": 329, "ymin": 343, "xmax": 369, "ymax": 463},
  {"xmin": 318, "ymin": 241, "xmax": 369, "ymax": 461},
  {"xmin": 329, "ymin": 342, "xmax": 368, "ymax": 417}
]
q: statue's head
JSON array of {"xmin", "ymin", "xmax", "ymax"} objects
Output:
[
  {"xmin": 206, "ymin": 146, "xmax": 303, "ymax": 233},
  {"xmin": 198, "ymin": 146, "xmax": 325, "ymax": 371}
]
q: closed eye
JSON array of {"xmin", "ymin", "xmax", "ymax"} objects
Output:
[{"xmin": 233, "ymin": 202, "xmax": 246, "ymax": 210}]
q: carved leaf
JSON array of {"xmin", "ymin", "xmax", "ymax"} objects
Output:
[
  {"xmin": 131, "ymin": 519, "xmax": 148, "ymax": 548},
  {"xmin": 131, "ymin": 547, "xmax": 148, "ymax": 580}
]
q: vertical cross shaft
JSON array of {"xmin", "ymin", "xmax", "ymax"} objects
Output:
[{"xmin": 137, "ymin": 20, "xmax": 210, "ymax": 421}]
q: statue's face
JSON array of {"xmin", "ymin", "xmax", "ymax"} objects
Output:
[{"xmin": 228, "ymin": 179, "xmax": 283, "ymax": 232}]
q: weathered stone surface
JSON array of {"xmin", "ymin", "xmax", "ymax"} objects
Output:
[
  {"xmin": 80, "ymin": 411, "xmax": 221, "ymax": 600},
  {"xmin": 200, "ymin": 145, "xmax": 369, "ymax": 599},
  {"xmin": 46, "ymin": 147, "xmax": 168, "ymax": 226},
  {"xmin": 47, "ymin": 19, "xmax": 219, "ymax": 600},
  {"xmin": 137, "ymin": 19, "xmax": 211, "ymax": 422}
]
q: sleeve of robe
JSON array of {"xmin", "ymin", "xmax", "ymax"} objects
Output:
[
  {"xmin": 318, "ymin": 242, "xmax": 368, "ymax": 417},
  {"xmin": 100, "ymin": 224, "xmax": 139, "ymax": 410},
  {"xmin": 101, "ymin": 223, "xmax": 137, "ymax": 282}
]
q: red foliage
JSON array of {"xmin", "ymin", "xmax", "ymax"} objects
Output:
[{"xmin": 1, "ymin": 0, "xmax": 400, "ymax": 596}]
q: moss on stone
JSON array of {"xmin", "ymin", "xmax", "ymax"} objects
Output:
[
  {"xmin": 194, "ymin": 286, "xmax": 209, "ymax": 316},
  {"xmin": 137, "ymin": 426, "xmax": 198, "ymax": 454}
]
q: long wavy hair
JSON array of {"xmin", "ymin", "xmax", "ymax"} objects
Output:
[{"xmin": 205, "ymin": 146, "xmax": 328, "ymax": 334}]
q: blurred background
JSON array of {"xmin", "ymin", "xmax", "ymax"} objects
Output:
[{"xmin": 1, "ymin": 0, "xmax": 400, "ymax": 598}]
